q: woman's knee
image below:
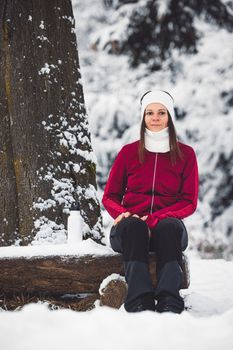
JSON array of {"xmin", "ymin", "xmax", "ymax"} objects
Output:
[
  {"xmin": 110, "ymin": 225, "xmax": 122, "ymax": 253},
  {"xmin": 111, "ymin": 216, "xmax": 148, "ymax": 243},
  {"xmin": 119, "ymin": 217, "xmax": 149, "ymax": 261},
  {"xmin": 117, "ymin": 216, "xmax": 149, "ymax": 246},
  {"xmin": 156, "ymin": 218, "xmax": 183, "ymax": 234},
  {"xmin": 117, "ymin": 216, "xmax": 148, "ymax": 235},
  {"xmin": 154, "ymin": 218, "xmax": 188, "ymax": 250}
]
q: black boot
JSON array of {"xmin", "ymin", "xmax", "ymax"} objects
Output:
[
  {"xmin": 156, "ymin": 293, "xmax": 184, "ymax": 314},
  {"xmin": 125, "ymin": 292, "xmax": 156, "ymax": 313}
]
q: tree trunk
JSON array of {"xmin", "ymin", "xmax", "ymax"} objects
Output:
[
  {"xmin": 0, "ymin": 253, "xmax": 189, "ymax": 296},
  {"xmin": 0, "ymin": 0, "xmax": 103, "ymax": 246}
]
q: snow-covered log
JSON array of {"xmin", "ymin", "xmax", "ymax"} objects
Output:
[{"xmin": 0, "ymin": 253, "xmax": 189, "ymax": 296}]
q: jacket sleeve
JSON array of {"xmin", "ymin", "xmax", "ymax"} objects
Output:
[
  {"xmin": 102, "ymin": 147, "xmax": 128, "ymax": 219},
  {"xmin": 146, "ymin": 147, "xmax": 199, "ymax": 229}
]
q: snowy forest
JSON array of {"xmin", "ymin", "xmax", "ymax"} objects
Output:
[
  {"xmin": 74, "ymin": 0, "xmax": 233, "ymax": 260},
  {"xmin": 0, "ymin": 1, "xmax": 233, "ymax": 349}
]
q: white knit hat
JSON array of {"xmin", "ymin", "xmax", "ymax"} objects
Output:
[{"xmin": 140, "ymin": 90, "xmax": 175, "ymax": 121}]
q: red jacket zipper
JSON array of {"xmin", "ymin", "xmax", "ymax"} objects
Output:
[{"xmin": 150, "ymin": 153, "xmax": 158, "ymax": 214}]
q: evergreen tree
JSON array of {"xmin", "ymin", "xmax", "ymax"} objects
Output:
[{"xmin": 100, "ymin": 0, "xmax": 233, "ymax": 70}]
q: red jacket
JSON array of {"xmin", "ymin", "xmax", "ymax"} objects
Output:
[{"xmin": 102, "ymin": 140, "xmax": 198, "ymax": 229}]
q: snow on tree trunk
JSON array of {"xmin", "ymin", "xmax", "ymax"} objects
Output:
[{"xmin": 0, "ymin": 0, "xmax": 103, "ymax": 246}]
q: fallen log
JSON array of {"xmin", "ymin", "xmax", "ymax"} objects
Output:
[
  {"xmin": 0, "ymin": 254, "xmax": 123, "ymax": 296},
  {"xmin": 0, "ymin": 253, "xmax": 189, "ymax": 296}
]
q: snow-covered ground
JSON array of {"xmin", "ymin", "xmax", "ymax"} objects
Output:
[{"xmin": 0, "ymin": 257, "xmax": 233, "ymax": 350}]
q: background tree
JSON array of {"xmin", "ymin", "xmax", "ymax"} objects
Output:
[
  {"xmin": 0, "ymin": 0, "xmax": 103, "ymax": 246},
  {"xmin": 99, "ymin": 0, "xmax": 233, "ymax": 70}
]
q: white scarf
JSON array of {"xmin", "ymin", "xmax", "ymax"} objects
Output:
[{"xmin": 144, "ymin": 127, "xmax": 170, "ymax": 153}]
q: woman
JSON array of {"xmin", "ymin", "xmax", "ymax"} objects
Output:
[{"xmin": 102, "ymin": 90, "xmax": 198, "ymax": 313}]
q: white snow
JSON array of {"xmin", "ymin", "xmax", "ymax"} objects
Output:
[
  {"xmin": 32, "ymin": 217, "xmax": 67, "ymax": 245},
  {"xmin": 0, "ymin": 238, "xmax": 113, "ymax": 258},
  {"xmin": 37, "ymin": 35, "xmax": 49, "ymax": 42},
  {"xmin": 0, "ymin": 257, "xmax": 233, "ymax": 350},
  {"xmin": 99, "ymin": 273, "xmax": 126, "ymax": 295},
  {"xmin": 62, "ymin": 15, "xmax": 75, "ymax": 25},
  {"xmin": 157, "ymin": 0, "xmax": 171, "ymax": 18},
  {"xmin": 38, "ymin": 63, "xmax": 50, "ymax": 75},
  {"xmin": 39, "ymin": 20, "xmax": 45, "ymax": 29}
]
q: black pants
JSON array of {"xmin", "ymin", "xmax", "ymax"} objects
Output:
[{"xmin": 110, "ymin": 216, "xmax": 188, "ymax": 311}]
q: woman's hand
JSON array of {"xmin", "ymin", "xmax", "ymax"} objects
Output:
[
  {"xmin": 140, "ymin": 215, "xmax": 148, "ymax": 221},
  {"xmin": 113, "ymin": 213, "xmax": 148, "ymax": 226},
  {"xmin": 113, "ymin": 212, "xmax": 131, "ymax": 226},
  {"xmin": 132, "ymin": 214, "xmax": 148, "ymax": 221},
  {"xmin": 114, "ymin": 213, "xmax": 151, "ymax": 237}
]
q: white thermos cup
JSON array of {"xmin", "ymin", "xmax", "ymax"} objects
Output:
[{"xmin": 67, "ymin": 203, "xmax": 83, "ymax": 244}]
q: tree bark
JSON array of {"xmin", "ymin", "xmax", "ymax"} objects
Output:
[
  {"xmin": 0, "ymin": 253, "xmax": 189, "ymax": 296},
  {"xmin": 0, "ymin": 0, "xmax": 103, "ymax": 246}
]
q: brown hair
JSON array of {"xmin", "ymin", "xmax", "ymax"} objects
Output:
[{"xmin": 138, "ymin": 111, "xmax": 183, "ymax": 164}]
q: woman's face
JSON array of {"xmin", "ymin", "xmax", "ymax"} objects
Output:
[{"xmin": 144, "ymin": 103, "xmax": 169, "ymax": 132}]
